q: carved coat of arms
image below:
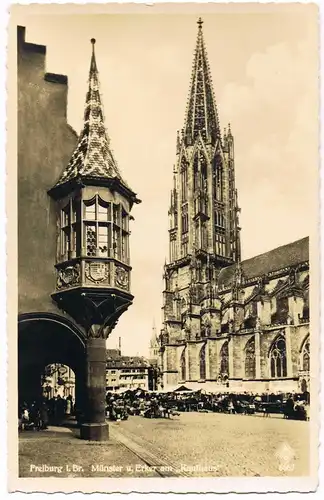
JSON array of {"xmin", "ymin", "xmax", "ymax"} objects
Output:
[
  {"xmin": 57, "ymin": 264, "xmax": 80, "ymax": 289},
  {"xmin": 115, "ymin": 266, "xmax": 129, "ymax": 288},
  {"xmin": 85, "ymin": 262, "xmax": 109, "ymax": 284}
]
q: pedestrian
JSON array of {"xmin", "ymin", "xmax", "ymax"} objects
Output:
[
  {"xmin": 66, "ymin": 396, "xmax": 72, "ymax": 416},
  {"xmin": 40, "ymin": 398, "xmax": 49, "ymax": 429}
]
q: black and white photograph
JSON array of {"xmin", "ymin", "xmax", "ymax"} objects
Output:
[{"xmin": 7, "ymin": 1, "xmax": 319, "ymax": 493}]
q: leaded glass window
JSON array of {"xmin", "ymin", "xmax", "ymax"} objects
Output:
[
  {"xmin": 270, "ymin": 336, "xmax": 287, "ymax": 378},
  {"xmin": 245, "ymin": 337, "xmax": 256, "ymax": 379},
  {"xmin": 199, "ymin": 344, "xmax": 206, "ymax": 379},
  {"xmin": 86, "ymin": 224, "xmax": 97, "ymax": 257},
  {"xmin": 220, "ymin": 341, "xmax": 229, "ymax": 375},
  {"xmin": 83, "ymin": 196, "xmax": 129, "ymax": 262},
  {"xmin": 60, "ymin": 199, "xmax": 81, "ymax": 259}
]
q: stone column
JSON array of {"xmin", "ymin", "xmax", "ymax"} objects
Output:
[
  {"xmin": 228, "ymin": 336, "xmax": 234, "ymax": 378},
  {"xmin": 285, "ymin": 326, "xmax": 293, "ymax": 378},
  {"xmin": 205, "ymin": 341, "xmax": 210, "ymax": 379},
  {"xmin": 288, "ymin": 296, "xmax": 303, "ymax": 325},
  {"xmin": 254, "ymin": 330, "xmax": 261, "ymax": 379},
  {"xmin": 80, "ymin": 336, "xmax": 108, "ymax": 441},
  {"xmin": 185, "ymin": 344, "xmax": 190, "ymax": 381}
]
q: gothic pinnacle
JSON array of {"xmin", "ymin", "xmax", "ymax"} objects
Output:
[
  {"xmin": 183, "ymin": 19, "xmax": 221, "ymax": 145},
  {"xmin": 90, "ymin": 38, "xmax": 97, "ymax": 73}
]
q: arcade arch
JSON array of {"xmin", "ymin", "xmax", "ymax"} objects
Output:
[{"xmin": 18, "ymin": 313, "xmax": 86, "ymax": 413}]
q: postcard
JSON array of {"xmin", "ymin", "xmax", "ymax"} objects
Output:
[{"xmin": 7, "ymin": 1, "xmax": 319, "ymax": 493}]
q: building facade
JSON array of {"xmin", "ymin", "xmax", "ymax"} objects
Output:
[
  {"xmin": 106, "ymin": 352, "xmax": 150, "ymax": 391},
  {"xmin": 42, "ymin": 364, "xmax": 76, "ymax": 400},
  {"xmin": 160, "ymin": 19, "xmax": 310, "ymax": 394}
]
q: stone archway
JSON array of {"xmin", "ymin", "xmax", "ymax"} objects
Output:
[{"xmin": 18, "ymin": 313, "xmax": 86, "ymax": 416}]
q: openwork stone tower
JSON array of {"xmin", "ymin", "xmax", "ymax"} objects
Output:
[{"xmin": 160, "ymin": 19, "xmax": 241, "ymax": 387}]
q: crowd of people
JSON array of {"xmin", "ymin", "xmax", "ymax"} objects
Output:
[
  {"xmin": 19, "ymin": 388, "xmax": 310, "ymax": 430},
  {"xmin": 105, "ymin": 389, "xmax": 310, "ymax": 421},
  {"xmin": 18, "ymin": 394, "xmax": 74, "ymax": 431}
]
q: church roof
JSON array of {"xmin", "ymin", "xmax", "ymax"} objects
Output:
[
  {"xmin": 218, "ymin": 237, "xmax": 309, "ymax": 288},
  {"xmin": 183, "ymin": 18, "xmax": 221, "ymax": 144},
  {"xmin": 54, "ymin": 39, "xmax": 136, "ymax": 198}
]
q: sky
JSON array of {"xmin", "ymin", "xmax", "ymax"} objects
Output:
[{"xmin": 13, "ymin": 3, "xmax": 319, "ymax": 357}]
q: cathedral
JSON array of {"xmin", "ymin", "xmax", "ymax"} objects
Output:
[{"xmin": 160, "ymin": 19, "xmax": 310, "ymax": 394}]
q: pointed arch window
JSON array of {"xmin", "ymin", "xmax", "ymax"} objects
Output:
[
  {"xmin": 220, "ymin": 341, "xmax": 229, "ymax": 376},
  {"xmin": 245, "ymin": 337, "xmax": 256, "ymax": 379},
  {"xmin": 181, "ymin": 204, "xmax": 189, "ymax": 234},
  {"xmin": 215, "ymin": 233, "xmax": 226, "ymax": 257},
  {"xmin": 302, "ymin": 337, "xmax": 310, "ymax": 372},
  {"xmin": 199, "ymin": 344, "xmax": 206, "ymax": 380},
  {"xmin": 180, "ymin": 348, "xmax": 186, "ymax": 381},
  {"xmin": 270, "ymin": 336, "xmax": 287, "ymax": 378},
  {"xmin": 194, "ymin": 156, "xmax": 199, "ymax": 190},
  {"xmin": 181, "ymin": 164, "xmax": 188, "ymax": 201},
  {"xmin": 200, "ymin": 154, "xmax": 207, "ymax": 191},
  {"xmin": 214, "ymin": 156, "xmax": 224, "ymax": 202}
]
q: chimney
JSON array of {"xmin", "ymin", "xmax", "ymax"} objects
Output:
[{"xmin": 119, "ymin": 337, "xmax": 122, "ymax": 355}]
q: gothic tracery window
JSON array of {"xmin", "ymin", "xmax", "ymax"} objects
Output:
[
  {"xmin": 220, "ymin": 341, "xmax": 229, "ymax": 375},
  {"xmin": 199, "ymin": 344, "xmax": 206, "ymax": 379},
  {"xmin": 270, "ymin": 336, "xmax": 287, "ymax": 378},
  {"xmin": 213, "ymin": 156, "xmax": 223, "ymax": 202},
  {"xmin": 245, "ymin": 337, "xmax": 256, "ymax": 379}
]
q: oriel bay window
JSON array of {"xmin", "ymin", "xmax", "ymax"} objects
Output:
[
  {"xmin": 59, "ymin": 195, "xmax": 130, "ymax": 263},
  {"xmin": 84, "ymin": 196, "xmax": 130, "ymax": 262}
]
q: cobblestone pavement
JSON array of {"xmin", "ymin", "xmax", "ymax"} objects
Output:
[
  {"xmin": 19, "ymin": 412, "xmax": 310, "ymax": 478},
  {"xmin": 110, "ymin": 412, "xmax": 310, "ymax": 477},
  {"xmin": 19, "ymin": 427, "xmax": 160, "ymax": 478}
]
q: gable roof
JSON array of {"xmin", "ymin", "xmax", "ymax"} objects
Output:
[{"xmin": 218, "ymin": 237, "xmax": 309, "ymax": 288}]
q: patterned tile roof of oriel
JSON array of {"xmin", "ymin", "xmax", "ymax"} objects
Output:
[{"xmin": 55, "ymin": 39, "xmax": 131, "ymax": 192}]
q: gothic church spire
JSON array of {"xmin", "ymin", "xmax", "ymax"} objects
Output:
[
  {"xmin": 54, "ymin": 39, "xmax": 135, "ymax": 198},
  {"xmin": 184, "ymin": 18, "xmax": 221, "ymax": 146}
]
